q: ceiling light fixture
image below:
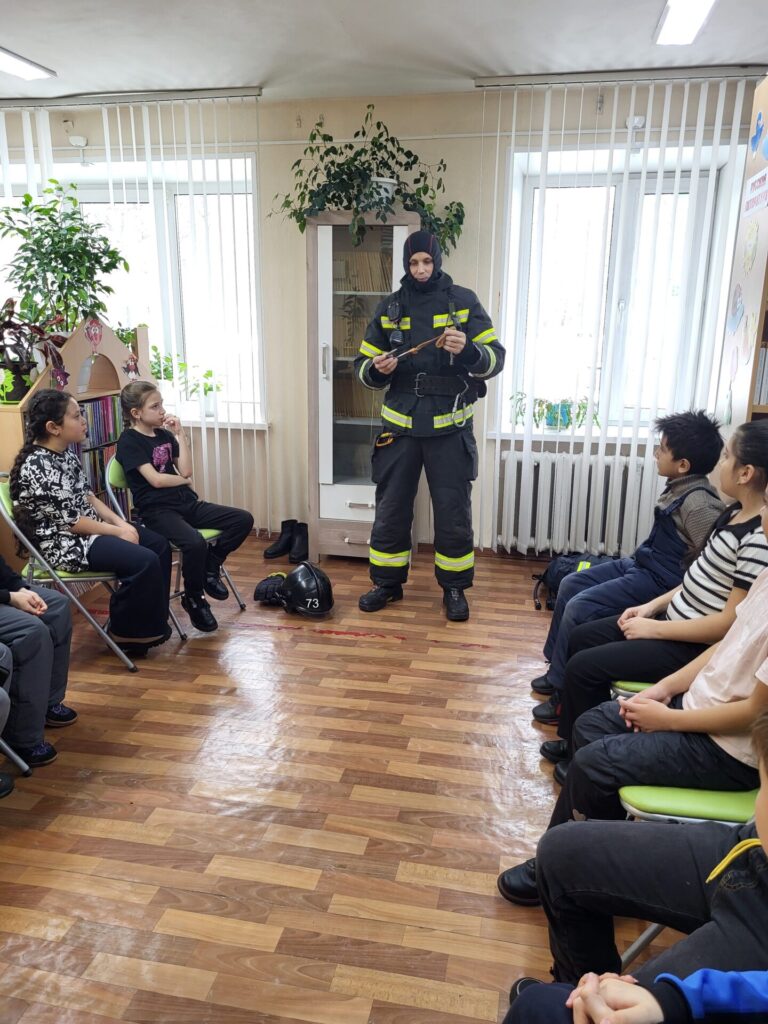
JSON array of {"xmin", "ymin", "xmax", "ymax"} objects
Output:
[
  {"xmin": 653, "ymin": 0, "xmax": 717, "ymax": 46},
  {"xmin": 0, "ymin": 45, "xmax": 56, "ymax": 81}
]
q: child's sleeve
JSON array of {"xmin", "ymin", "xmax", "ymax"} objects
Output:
[
  {"xmin": 648, "ymin": 968, "xmax": 768, "ymax": 1022},
  {"xmin": 18, "ymin": 455, "xmax": 80, "ymax": 528},
  {"xmin": 680, "ymin": 493, "xmax": 725, "ymax": 554},
  {"xmin": 733, "ymin": 532, "xmax": 768, "ymax": 590},
  {"xmin": 116, "ymin": 431, "xmax": 149, "ymax": 473}
]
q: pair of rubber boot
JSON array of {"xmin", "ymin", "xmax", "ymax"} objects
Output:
[{"xmin": 264, "ymin": 519, "xmax": 309, "ymax": 563}]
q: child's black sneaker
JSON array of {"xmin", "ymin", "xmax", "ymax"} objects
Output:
[
  {"xmin": 204, "ymin": 570, "xmax": 229, "ymax": 601},
  {"xmin": 17, "ymin": 741, "xmax": 58, "ymax": 767},
  {"xmin": 45, "ymin": 703, "xmax": 78, "ymax": 728},
  {"xmin": 181, "ymin": 592, "xmax": 218, "ymax": 632}
]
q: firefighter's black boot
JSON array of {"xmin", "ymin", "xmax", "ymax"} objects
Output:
[
  {"xmin": 359, "ymin": 583, "xmax": 403, "ymax": 612},
  {"xmin": 264, "ymin": 519, "xmax": 297, "ymax": 559},
  {"xmin": 443, "ymin": 587, "xmax": 469, "ymax": 622},
  {"xmin": 289, "ymin": 522, "xmax": 309, "ymax": 563}
]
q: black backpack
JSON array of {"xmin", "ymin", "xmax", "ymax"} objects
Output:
[{"xmin": 532, "ymin": 552, "xmax": 616, "ymax": 611}]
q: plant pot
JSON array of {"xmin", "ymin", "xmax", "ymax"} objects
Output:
[
  {"xmin": 370, "ymin": 177, "xmax": 398, "ymax": 201},
  {"xmin": 0, "ymin": 361, "xmax": 36, "ymax": 404}
]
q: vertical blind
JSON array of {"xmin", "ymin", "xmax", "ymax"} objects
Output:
[
  {"xmin": 482, "ymin": 76, "xmax": 751, "ymax": 555},
  {"xmin": 0, "ymin": 95, "xmax": 268, "ymax": 526}
]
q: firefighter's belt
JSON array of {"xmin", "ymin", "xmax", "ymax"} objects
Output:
[{"xmin": 388, "ymin": 373, "xmax": 468, "ymax": 398}]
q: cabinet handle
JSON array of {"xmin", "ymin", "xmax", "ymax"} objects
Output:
[
  {"xmin": 321, "ymin": 344, "xmax": 330, "ymax": 380},
  {"xmin": 344, "ymin": 536, "xmax": 371, "ymax": 545},
  {"xmin": 346, "ymin": 501, "xmax": 374, "ymax": 509}
]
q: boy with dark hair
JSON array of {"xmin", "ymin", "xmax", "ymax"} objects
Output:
[
  {"xmin": 531, "ymin": 410, "xmax": 724, "ymax": 727},
  {"xmin": 503, "ymin": 709, "xmax": 768, "ymax": 1023}
]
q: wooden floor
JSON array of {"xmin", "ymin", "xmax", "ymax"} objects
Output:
[{"xmin": 0, "ymin": 538, "xmax": 671, "ymax": 1024}]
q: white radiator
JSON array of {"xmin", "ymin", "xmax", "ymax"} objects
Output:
[{"xmin": 500, "ymin": 450, "xmax": 652, "ymax": 556}]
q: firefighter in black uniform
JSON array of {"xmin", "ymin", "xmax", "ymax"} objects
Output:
[{"xmin": 353, "ymin": 231, "xmax": 505, "ymax": 621}]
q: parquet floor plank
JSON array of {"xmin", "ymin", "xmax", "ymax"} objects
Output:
[{"xmin": 0, "ymin": 541, "xmax": 667, "ymax": 1023}]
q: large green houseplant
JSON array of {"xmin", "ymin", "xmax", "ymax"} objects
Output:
[
  {"xmin": 274, "ymin": 105, "xmax": 465, "ymax": 250},
  {"xmin": 0, "ymin": 179, "xmax": 128, "ymax": 332}
]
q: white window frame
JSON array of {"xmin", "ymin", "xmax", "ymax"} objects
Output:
[
  {"xmin": 0, "ymin": 155, "xmax": 265, "ymax": 428},
  {"xmin": 496, "ymin": 148, "xmax": 726, "ymax": 440}
]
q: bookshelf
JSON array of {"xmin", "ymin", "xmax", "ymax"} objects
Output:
[{"xmin": 0, "ymin": 317, "xmax": 154, "ymax": 567}]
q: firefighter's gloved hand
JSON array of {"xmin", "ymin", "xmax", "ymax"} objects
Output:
[{"xmin": 253, "ymin": 572, "xmax": 288, "ymax": 605}]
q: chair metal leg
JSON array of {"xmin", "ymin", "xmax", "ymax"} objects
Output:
[
  {"xmin": 0, "ymin": 738, "xmax": 32, "ymax": 777},
  {"xmin": 168, "ymin": 604, "xmax": 188, "ymax": 642},
  {"xmin": 222, "ymin": 565, "xmax": 247, "ymax": 611},
  {"xmin": 621, "ymin": 923, "xmax": 665, "ymax": 972}
]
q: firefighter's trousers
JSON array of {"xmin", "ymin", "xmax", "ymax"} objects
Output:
[{"xmin": 368, "ymin": 429, "xmax": 478, "ymax": 590}]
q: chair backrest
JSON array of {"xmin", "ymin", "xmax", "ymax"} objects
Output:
[
  {"xmin": 104, "ymin": 456, "xmax": 129, "ymax": 521},
  {"xmin": 0, "ymin": 479, "xmax": 14, "ymax": 519}
]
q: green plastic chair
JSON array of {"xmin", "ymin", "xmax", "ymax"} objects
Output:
[
  {"xmin": 617, "ymin": 785, "xmax": 757, "ymax": 970},
  {"xmin": 0, "ymin": 476, "xmax": 138, "ymax": 672},
  {"xmin": 611, "ymin": 680, "xmax": 653, "ymax": 698},
  {"xmin": 105, "ymin": 457, "xmax": 247, "ymax": 638}
]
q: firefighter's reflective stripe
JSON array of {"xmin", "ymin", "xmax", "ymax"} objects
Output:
[
  {"xmin": 433, "ymin": 405, "xmax": 474, "ymax": 430},
  {"xmin": 357, "ymin": 357, "xmax": 379, "ymax": 389},
  {"xmin": 434, "ymin": 549, "xmax": 475, "ymax": 572},
  {"xmin": 359, "ymin": 340, "xmax": 386, "ymax": 358},
  {"xmin": 369, "ymin": 547, "xmax": 411, "ymax": 568},
  {"xmin": 381, "ymin": 405, "xmax": 413, "ymax": 429},
  {"xmin": 472, "ymin": 327, "xmax": 498, "ymax": 345},
  {"xmin": 471, "ymin": 346, "xmax": 497, "ymax": 379},
  {"xmin": 433, "ymin": 309, "xmax": 470, "ymax": 327},
  {"xmin": 381, "ymin": 316, "xmax": 411, "ymax": 330}
]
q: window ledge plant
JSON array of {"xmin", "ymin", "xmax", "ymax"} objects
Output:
[
  {"xmin": 274, "ymin": 104, "xmax": 465, "ymax": 251},
  {"xmin": 512, "ymin": 391, "xmax": 601, "ymax": 431},
  {"xmin": 0, "ymin": 300, "xmax": 68, "ymax": 403}
]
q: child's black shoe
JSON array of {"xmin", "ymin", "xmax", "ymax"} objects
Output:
[{"xmin": 181, "ymin": 592, "xmax": 218, "ymax": 632}]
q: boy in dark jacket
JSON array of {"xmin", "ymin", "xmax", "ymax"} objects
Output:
[{"xmin": 532, "ymin": 411, "xmax": 724, "ymax": 726}]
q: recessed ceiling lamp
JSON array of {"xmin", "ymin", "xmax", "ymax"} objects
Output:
[
  {"xmin": 653, "ymin": 0, "xmax": 717, "ymax": 45},
  {"xmin": 0, "ymin": 45, "xmax": 56, "ymax": 81}
]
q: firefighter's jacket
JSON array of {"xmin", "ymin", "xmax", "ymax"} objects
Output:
[{"xmin": 353, "ymin": 273, "xmax": 505, "ymax": 437}]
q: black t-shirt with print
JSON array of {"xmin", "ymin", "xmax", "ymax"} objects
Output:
[{"xmin": 116, "ymin": 428, "xmax": 197, "ymax": 514}]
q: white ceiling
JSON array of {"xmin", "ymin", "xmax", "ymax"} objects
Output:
[{"xmin": 1, "ymin": 0, "xmax": 767, "ymax": 102}]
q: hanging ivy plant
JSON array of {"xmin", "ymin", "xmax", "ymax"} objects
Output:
[{"xmin": 273, "ymin": 104, "xmax": 465, "ymax": 251}]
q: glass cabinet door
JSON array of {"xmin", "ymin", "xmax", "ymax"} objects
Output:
[{"xmin": 317, "ymin": 222, "xmax": 408, "ymax": 520}]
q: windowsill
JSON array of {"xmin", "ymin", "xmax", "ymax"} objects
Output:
[
  {"xmin": 488, "ymin": 427, "xmax": 652, "ymax": 444},
  {"xmin": 184, "ymin": 419, "xmax": 269, "ymax": 431}
]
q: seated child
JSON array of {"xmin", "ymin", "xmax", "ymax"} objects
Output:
[
  {"xmin": 532, "ymin": 410, "xmax": 724, "ymax": 727},
  {"xmin": 499, "ymin": 479, "xmax": 768, "ymax": 905},
  {"xmin": 543, "ymin": 420, "xmax": 768, "ymax": 770},
  {"xmin": 117, "ymin": 381, "xmax": 254, "ymax": 633},
  {"xmin": 10, "ymin": 390, "xmax": 172, "ymax": 659},
  {"xmin": 504, "ymin": 709, "xmax": 768, "ymax": 1023},
  {"xmin": 0, "ymin": 552, "xmax": 76, "ymax": 768}
]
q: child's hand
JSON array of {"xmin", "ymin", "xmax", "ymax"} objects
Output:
[
  {"xmin": 568, "ymin": 973, "xmax": 663, "ymax": 1023},
  {"xmin": 163, "ymin": 414, "xmax": 182, "ymax": 434},
  {"xmin": 114, "ymin": 523, "xmax": 140, "ymax": 545},
  {"xmin": 9, "ymin": 588, "xmax": 47, "ymax": 615},
  {"xmin": 618, "ymin": 695, "xmax": 673, "ymax": 733},
  {"xmin": 617, "ymin": 601, "xmax": 655, "ymax": 628},
  {"xmin": 621, "ymin": 616, "xmax": 662, "ymax": 641}
]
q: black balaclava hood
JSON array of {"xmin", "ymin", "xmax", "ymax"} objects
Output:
[{"xmin": 402, "ymin": 230, "xmax": 443, "ymax": 292}]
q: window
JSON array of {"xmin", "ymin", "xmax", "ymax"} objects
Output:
[
  {"xmin": 500, "ymin": 154, "xmax": 713, "ymax": 435},
  {"xmin": 0, "ymin": 157, "xmax": 263, "ymax": 425}
]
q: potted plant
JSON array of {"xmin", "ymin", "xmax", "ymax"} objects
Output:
[
  {"xmin": 0, "ymin": 301, "xmax": 69, "ymax": 403},
  {"xmin": 512, "ymin": 392, "xmax": 601, "ymax": 431},
  {"xmin": 0, "ymin": 180, "xmax": 128, "ymax": 332},
  {"xmin": 274, "ymin": 104, "xmax": 465, "ymax": 250}
]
